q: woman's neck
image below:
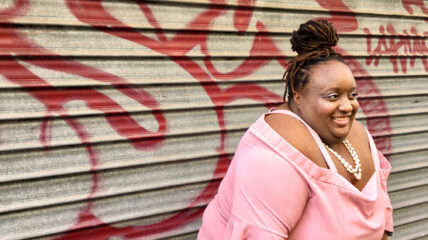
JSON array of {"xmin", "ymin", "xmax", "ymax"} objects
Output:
[
  {"xmin": 287, "ymin": 100, "xmax": 300, "ymax": 116},
  {"xmin": 282, "ymin": 101, "xmax": 345, "ymax": 146}
]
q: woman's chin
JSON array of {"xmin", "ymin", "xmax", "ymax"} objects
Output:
[
  {"xmin": 333, "ymin": 133, "xmax": 351, "ymax": 142},
  {"xmin": 321, "ymin": 130, "xmax": 351, "ymax": 145}
]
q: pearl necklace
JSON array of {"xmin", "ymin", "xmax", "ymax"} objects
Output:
[{"xmin": 324, "ymin": 139, "xmax": 362, "ymax": 180}]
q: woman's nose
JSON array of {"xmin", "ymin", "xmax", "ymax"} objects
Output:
[{"xmin": 338, "ymin": 97, "xmax": 353, "ymax": 112}]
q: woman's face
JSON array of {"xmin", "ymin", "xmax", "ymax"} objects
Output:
[{"xmin": 295, "ymin": 60, "xmax": 359, "ymax": 145}]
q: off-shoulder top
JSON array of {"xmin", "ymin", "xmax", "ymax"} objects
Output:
[{"xmin": 197, "ymin": 109, "xmax": 393, "ymax": 239}]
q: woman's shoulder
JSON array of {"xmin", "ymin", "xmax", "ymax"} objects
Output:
[
  {"xmin": 264, "ymin": 108, "xmax": 328, "ymax": 168},
  {"xmin": 347, "ymin": 120, "xmax": 371, "ymax": 149}
]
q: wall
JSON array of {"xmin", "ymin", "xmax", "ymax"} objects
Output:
[{"xmin": 0, "ymin": 0, "xmax": 427, "ymax": 239}]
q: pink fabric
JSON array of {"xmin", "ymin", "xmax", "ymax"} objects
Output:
[{"xmin": 198, "ymin": 109, "xmax": 393, "ymax": 240}]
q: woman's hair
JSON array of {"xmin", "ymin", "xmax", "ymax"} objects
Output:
[{"xmin": 282, "ymin": 19, "xmax": 343, "ymax": 101}]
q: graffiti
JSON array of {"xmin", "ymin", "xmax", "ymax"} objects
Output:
[
  {"xmin": 1, "ymin": 1, "xmax": 170, "ymax": 237},
  {"xmin": 59, "ymin": 0, "xmax": 284, "ymax": 238},
  {"xmin": 313, "ymin": 0, "xmax": 358, "ymax": 32},
  {"xmin": 363, "ymin": 0, "xmax": 428, "ymax": 74},
  {"xmin": 1, "ymin": 0, "xmax": 282, "ymax": 238},
  {"xmin": 364, "ymin": 24, "xmax": 428, "ymax": 73},
  {"xmin": 402, "ymin": 0, "xmax": 428, "ymax": 16},
  {"xmin": 0, "ymin": 0, "xmax": 404, "ymax": 239}
]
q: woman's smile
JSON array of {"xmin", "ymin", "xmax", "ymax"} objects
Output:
[
  {"xmin": 292, "ymin": 60, "xmax": 359, "ymax": 144},
  {"xmin": 331, "ymin": 115, "xmax": 351, "ymax": 127}
]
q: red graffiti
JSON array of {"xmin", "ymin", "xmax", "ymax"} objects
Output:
[
  {"xmin": 1, "ymin": 0, "xmax": 282, "ymax": 238},
  {"xmin": 364, "ymin": 24, "xmax": 428, "ymax": 73},
  {"xmin": 402, "ymin": 0, "xmax": 428, "ymax": 15},
  {"xmin": 314, "ymin": 0, "xmax": 358, "ymax": 33},
  {"xmin": 234, "ymin": 0, "xmax": 257, "ymax": 33},
  {"xmin": 0, "ymin": 0, "xmax": 395, "ymax": 239},
  {"xmin": 1, "ymin": 0, "xmax": 166, "ymax": 238},
  {"xmin": 55, "ymin": 0, "xmax": 283, "ymax": 238}
]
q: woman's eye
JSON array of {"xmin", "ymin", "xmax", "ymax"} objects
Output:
[
  {"xmin": 350, "ymin": 92, "xmax": 358, "ymax": 99},
  {"xmin": 325, "ymin": 94, "xmax": 338, "ymax": 100}
]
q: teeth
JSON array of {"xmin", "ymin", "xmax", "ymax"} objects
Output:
[{"xmin": 333, "ymin": 117, "xmax": 348, "ymax": 120}]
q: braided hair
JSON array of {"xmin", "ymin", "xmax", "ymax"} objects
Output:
[{"xmin": 283, "ymin": 20, "xmax": 343, "ymax": 102}]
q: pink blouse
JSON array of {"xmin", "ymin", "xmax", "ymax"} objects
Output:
[{"xmin": 198, "ymin": 109, "xmax": 393, "ymax": 239}]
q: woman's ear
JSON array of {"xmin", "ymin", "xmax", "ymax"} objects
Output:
[{"xmin": 293, "ymin": 91, "xmax": 301, "ymax": 110}]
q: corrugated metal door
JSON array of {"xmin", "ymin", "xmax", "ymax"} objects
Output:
[{"xmin": 0, "ymin": 0, "xmax": 427, "ymax": 239}]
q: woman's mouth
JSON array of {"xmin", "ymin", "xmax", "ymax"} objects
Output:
[{"xmin": 332, "ymin": 116, "xmax": 350, "ymax": 126}]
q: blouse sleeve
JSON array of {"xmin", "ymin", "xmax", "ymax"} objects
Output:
[
  {"xmin": 378, "ymin": 151, "xmax": 394, "ymax": 233},
  {"xmin": 224, "ymin": 146, "xmax": 310, "ymax": 239}
]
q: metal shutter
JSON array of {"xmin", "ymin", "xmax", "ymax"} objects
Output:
[{"xmin": 0, "ymin": 0, "xmax": 427, "ymax": 239}]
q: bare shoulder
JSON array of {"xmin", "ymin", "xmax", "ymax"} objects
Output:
[
  {"xmin": 348, "ymin": 120, "xmax": 370, "ymax": 148},
  {"xmin": 265, "ymin": 111, "xmax": 328, "ymax": 168}
]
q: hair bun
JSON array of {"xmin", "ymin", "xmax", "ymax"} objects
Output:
[{"xmin": 290, "ymin": 19, "xmax": 339, "ymax": 55}]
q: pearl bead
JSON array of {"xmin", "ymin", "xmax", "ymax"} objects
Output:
[{"xmin": 325, "ymin": 139, "xmax": 362, "ymax": 181}]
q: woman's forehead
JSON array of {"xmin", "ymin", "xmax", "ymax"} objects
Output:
[{"xmin": 307, "ymin": 61, "xmax": 356, "ymax": 90}]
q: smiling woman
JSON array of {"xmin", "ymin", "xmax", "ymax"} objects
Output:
[
  {"xmin": 197, "ymin": 20, "xmax": 393, "ymax": 240},
  {"xmin": 291, "ymin": 60, "xmax": 359, "ymax": 144}
]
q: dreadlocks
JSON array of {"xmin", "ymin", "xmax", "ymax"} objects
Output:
[{"xmin": 283, "ymin": 19, "xmax": 343, "ymax": 102}]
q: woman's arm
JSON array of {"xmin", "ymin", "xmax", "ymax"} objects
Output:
[{"xmin": 223, "ymin": 140, "xmax": 310, "ymax": 239}]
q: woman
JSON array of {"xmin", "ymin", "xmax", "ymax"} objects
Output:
[{"xmin": 198, "ymin": 20, "xmax": 393, "ymax": 239}]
